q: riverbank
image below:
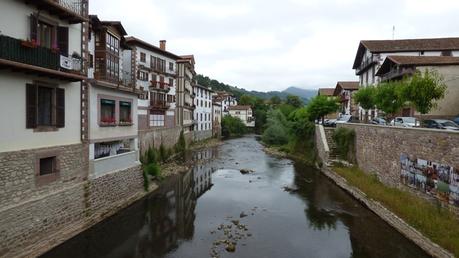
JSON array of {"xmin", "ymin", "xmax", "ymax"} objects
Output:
[{"xmin": 261, "ymin": 145, "xmax": 455, "ymax": 258}]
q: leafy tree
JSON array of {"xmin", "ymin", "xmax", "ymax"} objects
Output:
[
  {"xmin": 270, "ymin": 95, "xmax": 282, "ymax": 105},
  {"xmin": 373, "ymin": 81, "xmax": 406, "ymax": 121},
  {"xmin": 286, "ymin": 95, "xmax": 303, "ymax": 108},
  {"xmin": 306, "ymin": 96, "xmax": 340, "ymax": 124},
  {"xmin": 401, "ymin": 70, "xmax": 446, "ymax": 121},
  {"xmin": 353, "ymin": 86, "xmax": 376, "ymax": 123},
  {"xmin": 239, "ymin": 94, "xmax": 256, "ymax": 106},
  {"xmin": 222, "ymin": 116, "xmax": 247, "ymax": 138},
  {"xmin": 262, "ymin": 109, "xmax": 290, "ymax": 145}
]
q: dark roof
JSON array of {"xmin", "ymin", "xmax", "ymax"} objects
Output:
[
  {"xmin": 125, "ymin": 36, "xmax": 180, "ymax": 60},
  {"xmin": 89, "ymin": 15, "xmax": 127, "ymax": 36},
  {"xmin": 353, "ymin": 37, "xmax": 459, "ymax": 69},
  {"xmin": 177, "ymin": 55, "xmax": 195, "ymax": 65},
  {"xmin": 318, "ymin": 88, "xmax": 335, "ymax": 96},
  {"xmin": 334, "ymin": 81, "xmax": 359, "ymax": 95},
  {"xmin": 228, "ymin": 105, "xmax": 251, "ymax": 110},
  {"xmin": 376, "ymin": 55, "xmax": 459, "ymax": 76}
]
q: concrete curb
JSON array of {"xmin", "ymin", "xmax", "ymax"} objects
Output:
[{"xmin": 320, "ymin": 166, "xmax": 454, "ymax": 258}]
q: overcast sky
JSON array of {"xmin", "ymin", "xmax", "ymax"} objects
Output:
[{"xmin": 90, "ymin": 0, "xmax": 459, "ymax": 92}]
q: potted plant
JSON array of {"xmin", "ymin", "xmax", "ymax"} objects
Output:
[
  {"xmin": 21, "ymin": 38, "xmax": 37, "ymax": 48},
  {"xmin": 119, "ymin": 117, "xmax": 132, "ymax": 126},
  {"xmin": 100, "ymin": 117, "xmax": 116, "ymax": 126}
]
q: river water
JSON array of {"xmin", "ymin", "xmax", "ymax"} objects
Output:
[{"xmin": 42, "ymin": 136, "xmax": 429, "ymax": 258}]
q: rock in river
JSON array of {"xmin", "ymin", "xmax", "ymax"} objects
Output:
[{"xmin": 240, "ymin": 169, "xmax": 254, "ymax": 174}]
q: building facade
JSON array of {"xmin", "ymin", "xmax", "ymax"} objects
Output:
[
  {"xmin": 176, "ymin": 55, "xmax": 196, "ymax": 137},
  {"xmin": 86, "ymin": 16, "xmax": 140, "ymax": 178},
  {"xmin": 352, "ymin": 37, "xmax": 459, "ymax": 121},
  {"xmin": 228, "ymin": 105, "xmax": 255, "ymax": 127},
  {"xmin": 216, "ymin": 91, "xmax": 238, "ymax": 116},
  {"xmin": 193, "ymin": 84, "xmax": 213, "ymax": 140},
  {"xmin": 333, "ymin": 81, "xmax": 359, "ymax": 117},
  {"xmin": 212, "ymin": 100, "xmax": 222, "ymax": 138},
  {"xmin": 318, "ymin": 88, "xmax": 339, "ymax": 119}
]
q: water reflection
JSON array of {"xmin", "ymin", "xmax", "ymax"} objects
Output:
[{"xmin": 42, "ymin": 137, "xmax": 429, "ymax": 258}]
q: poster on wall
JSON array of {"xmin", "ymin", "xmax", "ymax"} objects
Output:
[{"xmin": 400, "ymin": 154, "xmax": 459, "ymax": 207}]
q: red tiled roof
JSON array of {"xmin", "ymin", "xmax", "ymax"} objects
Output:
[
  {"xmin": 318, "ymin": 88, "xmax": 335, "ymax": 96},
  {"xmin": 353, "ymin": 37, "xmax": 459, "ymax": 69},
  {"xmin": 228, "ymin": 105, "xmax": 251, "ymax": 110},
  {"xmin": 376, "ymin": 55, "xmax": 459, "ymax": 76},
  {"xmin": 334, "ymin": 81, "xmax": 359, "ymax": 95}
]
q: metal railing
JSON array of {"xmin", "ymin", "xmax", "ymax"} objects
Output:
[
  {"xmin": 357, "ymin": 55, "xmax": 379, "ymax": 74},
  {"xmin": 150, "ymin": 100, "xmax": 170, "ymax": 110},
  {"xmin": 53, "ymin": 0, "xmax": 84, "ymax": 16}
]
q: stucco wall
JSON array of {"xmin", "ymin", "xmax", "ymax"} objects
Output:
[
  {"xmin": 339, "ymin": 123, "xmax": 459, "ymax": 187},
  {"xmin": 0, "ymin": 72, "xmax": 82, "ymax": 152}
]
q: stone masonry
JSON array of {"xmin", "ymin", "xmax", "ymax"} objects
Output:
[
  {"xmin": 138, "ymin": 126, "xmax": 183, "ymax": 156},
  {"xmin": 339, "ymin": 123, "xmax": 459, "ymax": 187}
]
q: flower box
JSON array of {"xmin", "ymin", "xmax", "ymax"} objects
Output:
[{"xmin": 21, "ymin": 39, "xmax": 37, "ymax": 48}]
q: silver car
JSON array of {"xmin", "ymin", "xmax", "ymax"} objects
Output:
[{"xmin": 389, "ymin": 117, "xmax": 419, "ymax": 127}]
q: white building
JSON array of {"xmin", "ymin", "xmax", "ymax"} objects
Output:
[
  {"xmin": 352, "ymin": 37, "xmax": 459, "ymax": 121},
  {"xmin": 193, "ymin": 84, "xmax": 213, "ymax": 140},
  {"xmin": 215, "ymin": 92, "xmax": 238, "ymax": 116},
  {"xmin": 332, "ymin": 81, "xmax": 359, "ymax": 117},
  {"xmin": 228, "ymin": 105, "xmax": 255, "ymax": 127},
  {"xmin": 124, "ymin": 37, "xmax": 179, "ymax": 131},
  {"xmin": 86, "ymin": 15, "xmax": 140, "ymax": 178},
  {"xmin": 212, "ymin": 99, "xmax": 222, "ymax": 138}
]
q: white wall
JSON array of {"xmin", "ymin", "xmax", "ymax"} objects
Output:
[
  {"xmin": 88, "ymin": 86, "xmax": 138, "ymax": 141},
  {"xmin": 194, "ymin": 86, "xmax": 213, "ymax": 131},
  {"xmin": 0, "ymin": 0, "xmax": 82, "ymax": 57},
  {"xmin": 0, "ymin": 72, "xmax": 81, "ymax": 152}
]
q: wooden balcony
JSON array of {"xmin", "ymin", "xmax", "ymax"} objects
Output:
[
  {"xmin": 380, "ymin": 67, "xmax": 415, "ymax": 82},
  {"xmin": 0, "ymin": 35, "xmax": 85, "ymax": 81},
  {"xmin": 150, "ymin": 100, "xmax": 170, "ymax": 110},
  {"xmin": 150, "ymin": 80, "xmax": 170, "ymax": 92},
  {"xmin": 24, "ymin": 0, "xmax": 88, "ymax": 24},
  {"xmin": 355, "ymin": 55, "xmax": 379, "ymax": 75}
]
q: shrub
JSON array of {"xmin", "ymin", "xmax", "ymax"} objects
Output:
[
  {"xmin": 332, "ymin": 127, "xmax": 356, "ymax": 163},
  {"xmin": 222, "ymin": 116, "xmax": 247, "ymax": 138},
  {"xmin": 159, "ymin": 143, "xmax": 167, "ymax": 163}
]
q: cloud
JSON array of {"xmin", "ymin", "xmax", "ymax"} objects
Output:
[{"xmin": 90, "ymin": 0, "xmax": 459, "ymax": 91}]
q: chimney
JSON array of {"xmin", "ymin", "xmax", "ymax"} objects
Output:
[{"xmin": 159, "ymin": 40, "xmax": 166, "ymax": 50}]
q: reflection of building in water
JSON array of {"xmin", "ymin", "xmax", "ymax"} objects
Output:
[
  {"xmin": 193, "ymin": 147, "xmax": 218, "ymax": 162},
  {"xmin": 193, "ymin": 164, "xmax": 213, "ymax": 198}
]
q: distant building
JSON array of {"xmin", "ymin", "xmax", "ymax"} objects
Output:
[
  {"xmin": 375, "ymin": 55, "xmax": 459, "ymax": 119},
  {"xmin": 228, "ymin": 105, "xmax": 255, "ymax": 127},
  {"xmin": 333, "ymin": 81, "xmax": 359, "ymax": 117},
  {"xmin": 193, "ymin": 84, "xmax": 213, "ymax": 140},
  {"xmin": 318, "ymin": 88, "xmax": 339, "ymax": 119},
  {"xmin": 212, "ymin": 99, "xmax": 222, "ymax": 138},
  {"xmin": 216, "ymin": 91, "xmax": 238, "ymax": 116},
  {"xmin": 176, "ymin": 55, "xmax": 196, "ymax": 138}
]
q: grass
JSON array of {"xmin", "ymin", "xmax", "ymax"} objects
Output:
[{"xmin": 333, "ymin": 165, "xmax": 459, "ymax": 256}]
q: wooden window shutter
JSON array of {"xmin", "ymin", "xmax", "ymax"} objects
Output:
[
  {"xmin": 30, "ymin": 14, "xmax": 38, "ymax": 41},
  {"xmin": 57, "ymin": 26, "xmax": 69, "ymax": 56},
  {"xmin": 55, "ymin": 88, "xmax": 65, "ymax": 128},
  {"xmin": 26, "ymin": 84, "xmax": 37, "ymax": 128}
]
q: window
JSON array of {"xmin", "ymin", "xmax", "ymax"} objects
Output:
[
  {"xmin": 140, "ymin": 52, "xmax": 146, "ymax": 62},
  {"xmin": 100, "ymin": 99, "xmax": 116, "ymax": 125},
  {"xmin": 200, "ymin": 113, "xmax": 203, "ymax": 121},
  {"xmin": 106, "ymin": 33, "xmax": 119, "ymax": 54},
  {"xmin": 169, "ymin": 62, "xmax": 174, "ymax": 71},
  {"xmin": 37, "ymin": 20, "xmax": 54, "ymax": 49},
  {"xmin": 39, "ymin": 156, "xmax": 56, "ymax": 176},
  {"xmin": 169, "ymin": 78, "xmax": 173, "ymax": 87},
  {"xmin": 150, "ymin": 112, "xmax": 165, "ymax": 127},
  {"xmin": 119, "ymin": 101, "xmax": 132, "ymax": 124},
  {"xmin": 441, "ymin": 50, "xmax": 452, "ymax": 56},
  {"xmin": 236, "ymin": 111, "xmax": 241, "ymax": 115},
  {"xmin": 89, "ymin": 54, "xmax": 94, "ymax": 68},
  {"xmin": 26, "ymin": 84, "xmax": 65, "ymax": 129},
  {"xmin": 139, "ymin": 71, "xmax": 148, "ymax": 81}
]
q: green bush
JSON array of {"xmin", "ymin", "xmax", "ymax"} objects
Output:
[
  {"xmin": 332, "ymin": 127, "xmax": 356, "ymax": 163},
  {"xmin": 144, "ymin": 162, "xmax": 161, "ymax": 177},
  {"xmin": 262, "ymin": 109, "xmax": 290, "ymax": 145},
  {"xmin": 222, "ymin": 116, "xmax": 247, "ymax": 138},
  {"xmin": 159, "ymin": 143, "xmax": 167, "ymax": 163}
]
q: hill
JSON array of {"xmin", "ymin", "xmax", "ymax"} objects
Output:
[{"xmin": 195, "ymin": 74, "xmax": 315, "ymax": 103}]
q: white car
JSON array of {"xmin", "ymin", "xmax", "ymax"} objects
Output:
[
  {"xmin": 335, "ymin": 115, "xmax": 352, "ymax": 125},
  {"xmin": 390, "ymin": 117, "xmax": 419, "ymax": 127}
]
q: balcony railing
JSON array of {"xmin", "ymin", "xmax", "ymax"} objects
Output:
[
  {"xmin": 150, "ymin": 100, "xmax": 170, "ymax": 110},
  {"xmin": 33, "ymin": 0, "xmax": 87, "ymax": 24},
  {"xmin": 0, "ymin": 35, "xmax": 82, "ymax": 73},
  {"xmin": 356, "ymin": 55, "xmax": 380, "ymax": 75},
  {"xmin": 380, "ymin": 67, "xmax": 415, "ymax": 82},
  {"xmin": 150, "ymin": 81, "xmax": 170, "ymax": 92}
]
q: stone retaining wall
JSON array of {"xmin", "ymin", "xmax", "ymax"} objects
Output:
[
  {"xmin": 194, "ymin": 130, "xmax": 213, "ymax": 141},
  {"xmin": 138, "ymin": 126, "xmax": 183, "ymax": 156},
  {"xmin": 0, "ymin": 165, "xmax": 154, "ymax": 258},
  {"xmin": 315, "ymin": 125, "xmax": 329, "ymax": 165},
  {"xmin": 339, "ymin": 123, "xmax": 459, "ymax": 187}
]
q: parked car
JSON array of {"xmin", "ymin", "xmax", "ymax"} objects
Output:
[
  {"xmin": 331, "ymin": 115, "xmax": 352, "ymax": 127},
  {"xmin": 389, "ymin": 117, "xmax": 419, "ymax": 127},
  {"xmin": 422, "ymin": 119, "xmax": 459, "ymax": 131},
  {"xmin": 452, "ymin": 116, "xmax": 459, "ymax": 125},
  {"xmin": 371, "ymin": 117, "xmax": 387, "ymax": 125}
]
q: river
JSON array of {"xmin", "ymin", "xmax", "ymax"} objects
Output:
[{"xmin": 41, "ymin": 136, "xmax": 429, "ymax": 258}]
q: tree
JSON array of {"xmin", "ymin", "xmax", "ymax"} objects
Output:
[
  {"xmin": 373, "ymin": 81, "xmax": 406, "ymax": 121},
  {"xmin": 286, "ymin": 95, "xmax": 303, "ymax": 108},
  {"xmin": 221, "ymin": 116, "xmax": 247, "ymax": 138},
  {"xmin": 305, "ymin": 96, "xmax": 340, "ymax": 124},
  {"xmin": 270, "ymin": 95, "xmax": 281, "ymax": 105},
  {"xmin": 353, "ymin": 86, "xmax": 376, "ymax": 123},
  {"xmin": 262, "ymin": 109, "xmax": 290, "ymax": 145},
  {"xmin": 239, "ymin": 94, "xmax": 256, "ymax": 106},
  {"xmin": 401, "ymin": 69, "xmax": 446, "ymax": 121}
]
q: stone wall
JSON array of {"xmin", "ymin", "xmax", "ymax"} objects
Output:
[
  {"xmin": 339, "ymin": 123, "xmax": 459, "ymax": 187},
  {"xmin": 194, "ymin": 130, "xmax": 213, "ymax": 141},
  {"xmin": 315, "ymin": 125, "xmax": 329, "ymax": 165},
  {"xmin": 138, "ymin": 126, "xmax": 183, "ymax": 155},
  {"xmin": 0, "ymin": 164, "xmax": 150, "ymax": 258}
]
